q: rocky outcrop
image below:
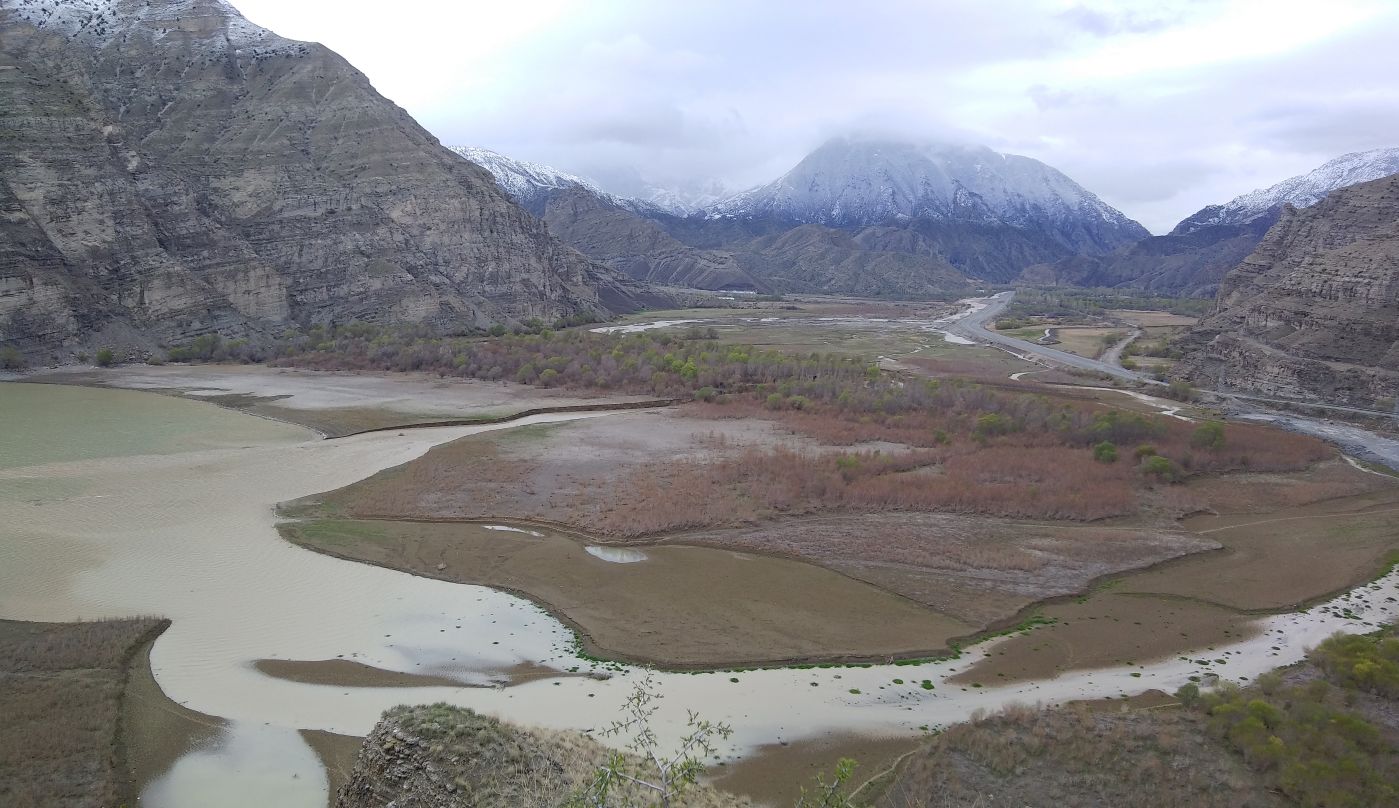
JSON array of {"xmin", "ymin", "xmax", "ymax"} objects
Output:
[
  {"xmin": 337, "ymin": 704, "xmax": 747, "ymax": 808},
  {"xmin": 0, "ymin": 0, "xmax": 652, "ymax": 360},
  {"xmin": 1177, "ymin": 174, "xmax": 1399, "ymax": 408}
]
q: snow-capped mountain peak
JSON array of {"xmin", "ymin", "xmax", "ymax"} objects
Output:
[
  {"xmin": 449, "ymin": 146, "xmax": 650, "ymax": 217},
  {"xmin": 3, "ymin": 0, "xmax": 286, "ymax": 48},
  {"xmin": 705, "ymin": 136, "xmax": 1148, "ymax": 253},
  {"xmin": 1172, "ymin": 147, "xmax": 1399, "ymax": 235}
]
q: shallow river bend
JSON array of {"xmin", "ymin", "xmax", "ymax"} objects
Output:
[{"xmin": 1, "ymin": 382, "xmax": 1395, "ymax": 807}]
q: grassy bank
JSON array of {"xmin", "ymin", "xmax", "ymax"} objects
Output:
[
  {"xmin": 0, "ymin": 618, "xmax": 168, "ymax": 808},
  {"xmin": 877, "ymin": 626, "xmax": 1399, "ymax": 808}
]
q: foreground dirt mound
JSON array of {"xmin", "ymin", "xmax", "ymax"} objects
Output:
[{"xmin": 338, "ymin": 705, "xmax": 748, "ymax": 808}]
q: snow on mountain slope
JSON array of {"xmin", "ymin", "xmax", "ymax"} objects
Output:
[
  {"xmin": 1173, "ymin": 147, "xmax": 1399, "ymax": 235},
  {"xmin": 3, "ymin": 0, "xmax": 285, "ymax": 48},
  {"xmin": 636, "ymin": 181, "xmax": 733, "ymax": 217},
  {"xmin": 448, "ymin": 146, "xmax": 629, "ymax": 215},
  {"xmin": 706, "ymin": 136, "xmax": 1149, "ymax": 253}
]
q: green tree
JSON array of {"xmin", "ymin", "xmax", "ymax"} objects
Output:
[
  {"xmin": 1163, "ymin": 379, "xmax": 1196, "ymax": 402},
  {"xmin": 1093, "ymin": 441, "xmax": 1118, "ymax": 463},
  {"xmin": 795, "ymin": 758, "xmax": 859, "ymax": 807},
  {"xmin": 1191, "ymin": 422, "xmax": 1226, "ymax": 450},
  {"xmin": 568, "ymin": 675, "xmax": 732, "ymax": 808},
  {"xmin": 1141, "ymin": 454, "xmax": 1180, "ymax": 482},
  {"xmin": 0, "ymin": 346, "xmax": 25, "ymax": 370},
  {"xmin": 95, "ymin": 348, "xmax": 115, "ymax": 367}
]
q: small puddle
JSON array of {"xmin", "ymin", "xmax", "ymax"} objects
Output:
[
  {"xmin": 585, "ymin": 546, "xmax": 648, "ymax": 563},
  {"xmin": 483, "ymin": 524, "xmax": 544, "ymax": 537}
]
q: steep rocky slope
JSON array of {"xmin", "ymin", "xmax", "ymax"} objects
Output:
[
  {"xmin": 0, "ymin": 0, "xmax": 649, "ymax": 359},
  {"xmin": 1025, "ymin": 147, "xmax": 1399, "ymax": 297},
  {"xmin": 539, "ymin": 188, "xmax": 765, "ymax": 291},
  {"xmin": 1177, "ymin": 173, "xmax": 1399, "ymax": 408},
  {"xmin": 456, "ymin": 149, "xmax": 767, "ymax": 291}
]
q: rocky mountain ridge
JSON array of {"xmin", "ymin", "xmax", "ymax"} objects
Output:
[
  {"xmin": 707, "ymin": 137, "xmax": 1150, "ymax": 253},
  {"xmin": 460, "ymin": 137, "xmax": 1150, "ymax": 295},
  {"xmin": 0, "ymin": 0, "xmax": 651, "ymax": 359},
  {"xmin": 1176, "ymin": 172, "xmax": 1399, "ymax": 408},
  {"xmin": 1173, "ymin": 147, "xmax": 1399, "ymax": 236},
  {"xmin": 1024, "ymin": 147, "xmax": 1399, "ymax": 297}
]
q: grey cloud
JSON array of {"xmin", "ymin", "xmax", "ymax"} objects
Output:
[
  {"xmin": 398, "ymin": 0, "xmax": 1399, "ymax": 232},
  {"xmin": 1027, "ymin": 84, "xmax": 1119, "ymax": 112},
  {"xmin": 1056, "ymin": 5, "xmax": 1179, "ymax": 37}
]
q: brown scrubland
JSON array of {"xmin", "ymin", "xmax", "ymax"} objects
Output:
[
  {"xmin": 882, "ymin": 627, "xmax": 1399, "ymax": 808},
  {"xmin": 0, "ymin": 618, "xmax": 168, "ymax": 808},
  {"xmin": 263, "ymin": 322, "xmax": 1396, "ymax": 677}
]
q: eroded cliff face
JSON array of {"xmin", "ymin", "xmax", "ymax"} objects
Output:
[
  {"xmin": 1177, "ymin": 174, "xmax": 1399, "ymax": 408},
  {"xmin": 0, "ymin": 0, "xmax": 648, "ymax": 359}
]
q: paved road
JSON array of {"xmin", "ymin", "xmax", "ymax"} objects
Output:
[{"xmin": 944, "ymin": 292, "xmax": 1148, "ymax": 383}]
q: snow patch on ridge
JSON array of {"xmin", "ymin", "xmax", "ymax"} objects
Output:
[
  {"xmin": 4, "ymin": 0, "xmax": 292, "ymax": 49},
  {"xmin": 1174, "ymin": 147, "xmax": 1399, "ymax": 234}
]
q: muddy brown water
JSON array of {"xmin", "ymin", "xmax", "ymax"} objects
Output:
[{"xmin": 3, "ymin": 381, "xmax": 1398, "ymax": 808}]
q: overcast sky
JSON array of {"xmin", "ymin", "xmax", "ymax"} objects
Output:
[{"xmin": 234, "ymin": 0, "xmax": 1399, "ymax": 233}]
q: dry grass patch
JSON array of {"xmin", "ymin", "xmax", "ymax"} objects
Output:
[
  {"xmin": 878, "ymin": 703, "xmax": 1284, "ymax": 808},
  {"xmin": 952, "ymin": 594, "xmax": 1259, "ymax": 685},
  {"xmin": 675, "ymin": 512, "xmax": 1213, "ymax": 628},
  {"xmin": 0, "ymin": 618, "xmax": 167, "ymax": 808},
  {"xmin": 282, "ymin": 518, "xmax": 972, "ymax": 667}
]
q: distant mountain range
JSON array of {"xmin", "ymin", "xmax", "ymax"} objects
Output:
[
  {"xmin": 1173, "ymin": 148, "xmax": 1399, "ymax": 236},
  {"xmin": 707, "ymin": 137, "xmax": 1149, "ymax": 252},
  {"xmin": 456, "ymin": 136, "xmax": 1150, "ymax": 295},
  {"xmin": 1025, "ymin": 148, "xmax": 1399, "ymax": 296}
]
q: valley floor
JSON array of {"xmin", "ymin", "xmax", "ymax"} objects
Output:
[{"xmin": 7, "ymin": 314, "xmax": 1399, "ymax": 806}]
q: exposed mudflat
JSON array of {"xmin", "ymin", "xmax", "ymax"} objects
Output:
[
  {"xmin": 5, "ymin": 373, "xmax": 1398, "ymax": 808},
  {"xmin": 282, "ymin": 518, "xmax": 971, "ymax": 667},
  {"xmin": 25, "ymin": 365, "xmax": 654, "ymax": 436},
  {"xmin": 708, "ymin": 733, "xmax": 920, "ymax": 806},
  {"xmin": 959, "ymin": 461, "xmax": 1399, "ymax": 684}
]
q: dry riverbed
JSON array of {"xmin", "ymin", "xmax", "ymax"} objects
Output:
[{"xmin": 25, "ymin": 364, "xmax": 656, "ymax": 437}]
